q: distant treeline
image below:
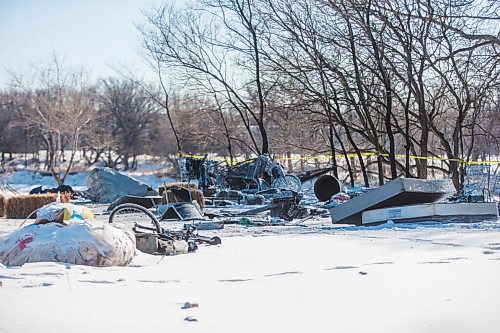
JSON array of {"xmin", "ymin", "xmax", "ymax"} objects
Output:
[{"xmin": 1, "ymin": 0, "xmax": 499, "ymax": 189}]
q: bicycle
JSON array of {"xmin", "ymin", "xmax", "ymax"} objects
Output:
[{"xmin": 108, "ymin": 203, "xmax": 221, "ymax": 246}]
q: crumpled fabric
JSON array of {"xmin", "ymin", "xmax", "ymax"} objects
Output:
[{"xmin": 35, "ymin": 202, "xmax": 94, "ymax": 224}]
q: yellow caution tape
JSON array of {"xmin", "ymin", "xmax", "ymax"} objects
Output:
[
  {"xmin": 467, "ymin": 160, "xmax": 500, "ymax": 165},
  {"xmin": 176, "ymin": 150, "xmax": 499, "ymax": 167},
  {"xmin": 276, "ymin": 152, "xmax": 498, "ymax": 166},
  {"xmin": 177, "ymin": 151, "xmax": 221, "ymax": 160}
]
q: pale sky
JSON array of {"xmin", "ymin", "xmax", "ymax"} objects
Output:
[{"xmin": 0, "ymin": 0, "xmax": 166, "ymax": 88}]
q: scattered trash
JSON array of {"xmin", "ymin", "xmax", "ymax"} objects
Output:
[
  {"xmin": 359, "ymin": 271, "xmax": 368, "ymax": 275},
  {"xmin": 270, "ymin": 194, "xmax": 308, "ymax": 221},
  {"xmin": 184, "ymin": 221, "xmax": 224, "ymax": 230},
  {"xmin": 29, "ymin": 185, "xmax": 75, "ymax": 197},
  {"xmin": 36, "ymin": 202, "xmax": 94, "ymax": 225},
  {"xmin": 179, "ymin": 154, "xmax": 301, "ymax": 193},
  {"xmin": 223, "ymin": 155, "xmax": 302, "ymax": 192},
  {"xmin": 182, "ymin": 302, "xmax": 199, "ymax": 309},
  {"xmin": 232, "ymin": 190, "xmax": 307, "ymax": 222},
  {"xmin": 108, "ymin": 203, "xmax": 221, "ymax": 255},
  {"xmin": 86, "ymin": 151, "xmax": 492, "ymax": 234},
  {"xmin": 313, "ymin": 174, "xmax": 341, "ymax": 202},
  {"xmin": 157, "ymin": 203, "xmax": 204, "ymax": 221},
  {"xmin": 164, "ymin": 186, "xmax": 205, "ymax": 209}
]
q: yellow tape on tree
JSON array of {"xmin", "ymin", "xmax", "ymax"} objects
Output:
[
  {"xmin": 276, "ymin": 152, "xmax": 497, "ymax": 166},
  {"xmin": 176, "ymin": 150, "xmax": 499, "ymax": 167}
]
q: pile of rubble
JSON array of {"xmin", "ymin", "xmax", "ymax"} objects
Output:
[
  {"xmin": 86, "ymin": 156, "xmax": 338, "ymax": 231},
  {"xmin": 2, "ymin": 154, "xmax": 496, "ymax": 269},
  {"xmin": 90, "ymin": 154, "xmax": 497, "ymax": 230}
]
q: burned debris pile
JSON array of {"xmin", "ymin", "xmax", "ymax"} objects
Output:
[
  {"xmin": 178, "ymin": 154, "xmax": 302, "ymax": 193},
  {"xmin": 96, "ymin": 154, "xmax": 329, "ymax": 257},
  {"xmin": 93, "ymin": 154, "xmax": 497, "ymax": 258},
  {"xmin": 2, "ymin": 155, "xmax": 497, "ymax": 267},
  {"xmin": 176, "ymin": 154, "xmax": 322, "ymax": 223},
  {"xmin": 98, "ymin": 155, "xmax": 349, "ymax": 233}
]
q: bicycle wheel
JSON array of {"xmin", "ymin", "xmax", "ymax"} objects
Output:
[
  {"xmin": 272, "ymin": 175, "xmax": 302, "ymax": 192},
  {"xmin": 108, "ymin": 203, "xmax": 162, "ymax": 234}
]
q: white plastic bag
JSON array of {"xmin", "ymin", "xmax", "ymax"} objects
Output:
[
  {"xmin": 0, "ymin": 221, "xmax": 135, "ymax": 267},
  {"xmin": 36, "ymin": 202, "xmax": 94, "ymax": 224}
]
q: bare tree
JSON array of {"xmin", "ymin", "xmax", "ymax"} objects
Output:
[
  {"xmin": 130, "ymin": 0, "xmax": 499, "ymax": 188},
  {"xmin": 139, "ymin": 0, "xmax": 273, "ymax": 155},
  {"xmin": 98, "ymin": 78, "xmax": 159, "ymax": 170},
  {"xmin": 8, "ymin": 57, "xmax": 95, "ymax": 184}
]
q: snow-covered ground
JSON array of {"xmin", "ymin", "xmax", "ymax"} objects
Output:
[
  {"xmin": 1, "ymin": 216, "xmax": 500, "ymax": 332},
  {"xmin": 1, "ymin": 170, "xmax": 499, "ymax": 332}
]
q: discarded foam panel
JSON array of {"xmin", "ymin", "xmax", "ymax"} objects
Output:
[
  {"xmin": 5, "ymin": 193, "xmax": 71, "ymax": 219},
  {"xmin": 361, "ymin": 202, "xmax": 499, "ymax": 225},
  {"xmin": 330, "ymin": 178, "xmax": 455, "ymax": 225}
]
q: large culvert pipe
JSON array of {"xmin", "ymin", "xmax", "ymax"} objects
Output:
[{"xmin": 314, "ymin": 175, "xmax": 341, "ymax": 202}]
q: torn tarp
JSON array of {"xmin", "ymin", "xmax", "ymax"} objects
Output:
[{"xmin": 85, "ymin": 167, "xmax": 158, "ymax": 203}]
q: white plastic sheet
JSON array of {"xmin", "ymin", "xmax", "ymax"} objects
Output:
[
  {"xmin": 0, "ymin": 221, "xmax": 136, "ymax": 267},
  {"xmin": 85, "ymin": 167, "xmax": 158, "ymax": 203}
]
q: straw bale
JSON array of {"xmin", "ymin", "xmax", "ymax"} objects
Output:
[
  {"xmin": 0, "ymin": 195, "xmax": 5, "ymax": 217},
  {"xmin": 164, "ymin": 188, "xmax": 205, "ymax": 209},
  {"xmin": 5, "ymin": 193, "xmax": 71, "ymax": 219},
  {"xmin": 191, "ymin": 189, "xmax": 205, "ymax": 209},
  {"xmin": 159, "ymin": 182, "xmax": 198, "ymax": 196}
]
